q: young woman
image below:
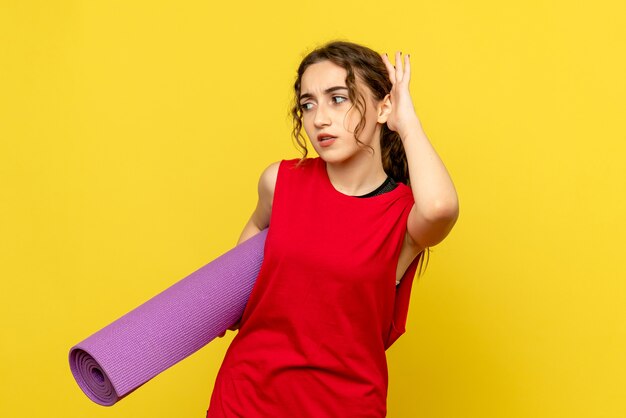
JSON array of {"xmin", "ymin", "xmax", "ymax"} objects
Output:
[{"xmin": 207, "ymin": 40, "xmax": 459, "ymax": 417}]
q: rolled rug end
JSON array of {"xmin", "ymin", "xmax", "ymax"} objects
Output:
[{"xmin": 69, "ymin": 347, "xmax": 119, "ymax": 406}]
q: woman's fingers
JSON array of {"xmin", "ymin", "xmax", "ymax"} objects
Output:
[
  {"xmin": 217, "ymin": 319, "xmax": 242, "ymax": 338},
  {"xmin": 382, "ymin": 50, "xmax": 409, "ymax": 85},
  {"xmin": 381, "ymin": 53, "xmax": 396, "ymax": 84},
  {"xmin": 404, "ymin": 53, "xmax": 411, "ymax": 84},
  {"xmin": 395, "ymin": 51, "xmax": 403, "ymax": 82}
]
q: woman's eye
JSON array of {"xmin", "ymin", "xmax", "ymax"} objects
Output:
[{"xmin": 300, "ymin": 96, "xmax": 348, "ymax": 112}]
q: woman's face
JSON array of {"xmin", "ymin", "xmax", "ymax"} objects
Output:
[{"xmin": 299, "ymin": 60, "xmax": 383, "ymax": 164}]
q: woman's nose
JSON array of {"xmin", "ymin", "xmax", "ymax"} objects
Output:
[{"xmin": 313, "ymin": 104, "xmax": 331, "ymax": 128}]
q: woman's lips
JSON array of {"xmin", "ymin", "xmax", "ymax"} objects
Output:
[
  {"xmin": 318, "ymin": 137, "xmax": 337, "ymax": 147},
  {"xmin": 317, "ymin": 133, "xmax": 336, "ymax": 141}
]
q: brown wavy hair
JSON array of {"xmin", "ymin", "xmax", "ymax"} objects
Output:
[{"xmin": 289, "ymin": 39, "xmax": 430, "ymax": 278}]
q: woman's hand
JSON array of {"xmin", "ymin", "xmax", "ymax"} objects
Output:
[
  {"xmin": 380, "ymin": 51, "xmax": 423, "ymax": 139},
  {"xmin": 217, "ymin": 319, "xmax": 241, "ymax": 338}
]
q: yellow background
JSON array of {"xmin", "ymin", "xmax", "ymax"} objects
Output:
[{"xmin": 1, "ymin": 0, "xmax": 625, "ymax": 417}]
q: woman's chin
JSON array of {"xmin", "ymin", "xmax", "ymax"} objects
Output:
[{"xmin": 315, "ymin": 151, "xmax": 343, "ymax": 163}]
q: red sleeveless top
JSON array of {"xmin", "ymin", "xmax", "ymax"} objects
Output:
[{"xmin": 206, "ymin": 157, "xmax": 421, "ymax": 418}]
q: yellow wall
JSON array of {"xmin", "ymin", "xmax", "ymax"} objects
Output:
[{"xmin": 1, "ymin": 1, "xmax": 625, "ymax": 417}]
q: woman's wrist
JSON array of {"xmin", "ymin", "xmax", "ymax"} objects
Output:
[{"xmin": 397, "ymin": 117, "xmax": 424, "ymax": 143}]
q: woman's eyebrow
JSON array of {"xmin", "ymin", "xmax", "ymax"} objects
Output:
[{"xmin": 299, "ymin": 86, "xmax": 348, "ymax": 101}]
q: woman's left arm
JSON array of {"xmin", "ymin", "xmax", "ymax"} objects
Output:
[{"xmin": 381, "ymin": 51, "xmax": 459, "ymax": 249}]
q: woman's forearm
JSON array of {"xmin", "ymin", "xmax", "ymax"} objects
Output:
[{"xmin": 237, "ymin": 217, "xmax": 264, "ymax": 246}]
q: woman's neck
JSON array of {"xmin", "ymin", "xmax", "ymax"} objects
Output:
[{"xmin": 325, "ymin": 153, "xmax": 388, "ymax": 196}]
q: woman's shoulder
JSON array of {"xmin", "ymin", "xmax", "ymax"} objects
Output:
[
  {"xmin": 257, "ymin": 157, "xmax": 316, "ymax": 196},
  {"xmin": 274, "ymin": 157, "xmax": 319, "ymax": 179},
  {"xmin": 281, "ymin": 156, "xmax": 318, "ymax": 168},
  {"xmin": 257, "ymin": 161, "xmax": 281, "ymax": 201},
  {"xmin": 388, "ymin": 181, "xmax": 416, "ymax": 210}
]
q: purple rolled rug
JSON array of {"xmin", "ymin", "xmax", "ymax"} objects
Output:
[{"xmin": 68, "ymin": 228, "xmax": 268, "ymax": 406}]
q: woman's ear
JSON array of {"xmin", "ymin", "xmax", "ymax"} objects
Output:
[{"xmin": 377, "ymin": 94, "xmax": 392, "ymax": 124}]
